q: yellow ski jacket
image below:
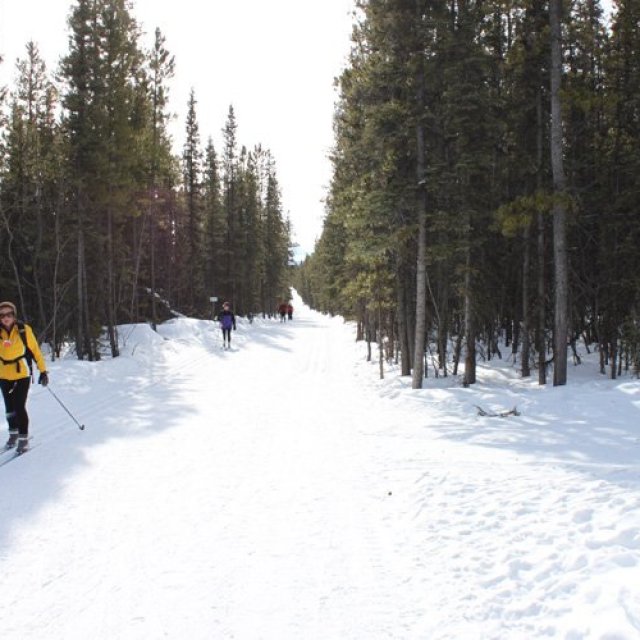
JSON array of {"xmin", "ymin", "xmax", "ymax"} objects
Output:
[{"xmin": 0, "ymin": 322, "xmax": 47, "ymax": 381}]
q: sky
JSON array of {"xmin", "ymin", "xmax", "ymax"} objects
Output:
[
  {"xmin": 0, "ymin": 0, "xmax": 356, "ymax": 257},
  {"xmin": 0, "ymin": 291, "xmax": 639, "ymax": 638}
]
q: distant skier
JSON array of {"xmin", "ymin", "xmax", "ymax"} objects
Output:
[
  {"xmin": 218, "ymin": 301, "xmax": 236, "ymax": 349},
  {"xmin": 278, "ymin": 302, "xmax": 287, "ymax": 322},
  {"xmin": 0, "ymin": 301, "xmax": 49, "ymax": 454},
  {"xmin": 287, "ymin": 303, "xmax": 293, "ymax": 321}
]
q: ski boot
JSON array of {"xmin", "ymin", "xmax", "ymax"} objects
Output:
[
  {"xmin": 5, "ymin": 432, "xmax": 18, "ymax": 450},
  {"xmin": 16, "ymin": 437, "xmax": 29, "ymax": 454}
]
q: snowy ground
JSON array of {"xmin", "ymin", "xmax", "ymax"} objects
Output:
[{"xmin": 0, "ymin": 292, "xmax": 639, "ymax": 639}]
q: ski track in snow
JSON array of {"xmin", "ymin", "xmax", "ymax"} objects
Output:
[{"xmin": 0, "ymin": 293, "xmax": 639, "ymax": 639}]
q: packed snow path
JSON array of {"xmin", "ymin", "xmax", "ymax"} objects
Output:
[{"xmin": 1, "ymin": 294, "xmax": 639, "ymax": 639}]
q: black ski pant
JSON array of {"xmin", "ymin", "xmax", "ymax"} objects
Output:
[
  {"xmin": 1, "ymin": 377, "xmax": 31, "ymax": 437},
  {"xmin": 222, "ymin": 328, "xmax": 232, "ymax": 344}
]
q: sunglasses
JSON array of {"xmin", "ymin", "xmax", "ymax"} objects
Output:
[{"xmin": 0, "ymin": 312, "xmax": 15, "ymax": 318}]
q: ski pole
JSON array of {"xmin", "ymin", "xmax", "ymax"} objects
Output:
[{"xmin": 47, "ymin": 386, "xmax": 85, "ymax": 430}]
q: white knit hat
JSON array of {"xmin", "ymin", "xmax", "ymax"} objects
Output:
[{"xmin": 0, "ymin": 301, "xmax": 17, "ymax": 315}]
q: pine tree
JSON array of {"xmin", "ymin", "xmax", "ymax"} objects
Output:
[
  {"xmin": 0, "ymin": 42, "xmax": 62, "ymax": 338},
  {"xmin": 239, "ymin": 147, "xmax": 263, "ymax": 314},
  {"xmin": 203, "ymin": 137, "xmax": 223, "ymax": 311},
  {"xmin": 60, "ymin": 0, "xmax": 148, "ymax": 358},
  {"xmin": 599, "ymin": 0, "xmax": 640, "ymax": 376},
  {"xmin": 427, "ymin": 0, "xmax": 501, "ymax": 386},
  {"xmin": 182, "ymin": 88, "xmax": 205, "ymax": 314},
  {"xmin": 498, "ymin": 0, "xmax": 553, "ymax": 384},
  {"xmin": 261, "ymin": 157, "xmax": 289, "ymax": 314},
  {"xmin": 221, "ymin": 105, "xmax": 239, "ymax": 305},
  {"xmin": 141, "ymin": 26, "xmax": 175, "ymax": 328}
]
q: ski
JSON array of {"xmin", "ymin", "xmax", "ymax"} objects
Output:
[
  {"xmin": 0, "ymin": 438, "xmax": 37, "ymax": 468},
  {"xmin": 1, "ymin": 441, "xmax": 18, "ymax": 456},
  {"xmin": 0, "ymin": 451, "xmax": 20, "ymax": 468}
]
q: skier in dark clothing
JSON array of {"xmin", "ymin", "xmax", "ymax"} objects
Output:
[
  {"xmin": 287, "ymin": 303, "xmax": 293, "ymax": 320},
  {"xmin": 0, "ymin": 301, "xmax": 49, "ymax": 454},
  {"xmin": 218, "ymin": 301, "xmax": 236, "ymax": 349}
]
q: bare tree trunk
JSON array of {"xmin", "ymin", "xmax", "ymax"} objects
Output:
[
  {"xmin": 33, "ymin": 175, "xmax": 47, "ymax": 331},
  {"xmin": 463, "ymin": 242, "xmax": 476, "ymax": 386},
  {"xmin": 378, "ymin": 302, "xmax": 384, "ymax": 380},
  {"xmin": 130, "ymin": 208, "xmax": 146, "ymax": 323},
  {"xmin": 51, "ymin": 185, "xmax": 63, "ymax": 359},
  {"xmin": 412, "ymin": 193, "xmax": 428, "ymax": 387},
  {"xmin": 396, "ymin": 262, "xmax": 411, "ymax": 376},
  {"xmin": 536, "ymin": 90, "xmax": 547, "ymax": 386},
  {"xmin": 82, "ymin": 255, "xmax": 96, "ymax": 360},
  {"xmin": 151, "ymin": 192, "xmax": 158, "ymax": 330},
  {"xmin": 452, "ymin": 322, "xmax": 463, "ymax": 376},
  {"xmin": 77, "ymin": 226, "xmax": 85, "ymax": 360},
  {"xmin": 550, "ymin": 0, "xmax": 569, "ymax": 386},
  {"xmin": 610, "ymin": 332, "xmax": 618, "ymax": 380},
  {"xmin": 521, "ymin": 223, "xmax": 531, "ymax": 377},
  {"xmin": 412, "ymin": 0, "xmax": 428, "ymax": 389},
  {"xmin": 436, "ymin": 262, "xmax": 449, "ymax": 376},
  {"xmin": 106, "ymin": 204, "xmax": 119, "ymax": 357}
]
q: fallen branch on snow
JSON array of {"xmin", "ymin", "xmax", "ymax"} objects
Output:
[{"xmin": 475, "ymin": 405, "xmax": 521, "ymax": 418}]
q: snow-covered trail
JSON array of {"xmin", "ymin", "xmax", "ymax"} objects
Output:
[
  {"xmin": 0, "ymin": 302, "xmax": 421, "ymax": 639},
  {"xmin": 1, "ymin": 295, "xmax": 639, "ymax": 639}
]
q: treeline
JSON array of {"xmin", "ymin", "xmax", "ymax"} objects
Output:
[
  {"xmin": 0, "ymin": 0, "xmax": 292, "ymax": 361},
  {"xmin": 294, "ymin": 0, "xmax": 640, "ymax": 384}
]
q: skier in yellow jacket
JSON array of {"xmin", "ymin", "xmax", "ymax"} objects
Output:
[{"xmin": 0, "ymin": 301, "xmax": 48, "ymax": 453}]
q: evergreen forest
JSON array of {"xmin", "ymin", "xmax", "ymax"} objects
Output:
[
  {"xmin": 0, "ymin": 0, "xmax": 292, "ymax": 361},
  {"xmin": 294, "ymin": 0, "xmax": 640, "ymax": 386},
  {"xmin": 2, "ymin": 0, "xmax": 639, "ymax": 386}
]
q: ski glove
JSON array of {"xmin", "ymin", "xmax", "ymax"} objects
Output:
[{"xmin": 38, "ymin": 371, "xmax": 49, "ymax": 387}]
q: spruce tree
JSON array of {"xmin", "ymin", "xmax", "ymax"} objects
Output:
[
  {"xmin": 60, "ymin": 0, "xmax": 148, "ymax": 358},
  {"xmin": 600, "ymin": 0, "xmax": 640, "ymax": 376},
  {"xmin": 0, "ymin": 42, "xmax": 62, "ymax": 337},
  {"xmin": 143, "ymin": 27, "xmax": 176, "ymax": 328},
  {"xmin": 221, "ymin": 106, "xmax": 239, "ymax": 305},
  {"xmin": 203, "ymin": 137, "xmax": 223, "ymax": 312},
  {"xmin": 182, "ymin": 88, "xmax": 205, "ymax": 314}
]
